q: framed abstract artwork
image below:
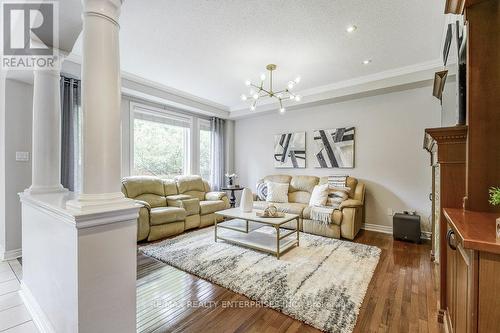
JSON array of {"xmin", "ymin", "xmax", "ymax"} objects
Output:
[
  {"xmin": 273, "ymin": 132, "xmax": 306, "ymax": 168},
  {"xmin": 313, "ymin": 127, "xmax": 355, "ymax": 168}
]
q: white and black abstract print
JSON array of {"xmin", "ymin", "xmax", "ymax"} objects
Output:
[
  {"xmin": 313, "ymin": 128, "xmax": 355, "ymax": 168},
  {"xmin": 274, "ymin": 132, "xmax": 306, "ymax": 168}
]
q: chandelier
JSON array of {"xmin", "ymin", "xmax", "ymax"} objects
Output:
[{"xmin": 241, "ymin": 64, "xmax": 301, "ymax": 113}]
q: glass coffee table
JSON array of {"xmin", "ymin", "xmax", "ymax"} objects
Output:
[{"xmin": 215, "ymin": 208, "xmax": 300, "ymax": 259}]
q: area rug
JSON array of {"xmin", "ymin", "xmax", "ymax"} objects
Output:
[{"xmin": 140, "ymin": 226, "xmax": 380, "ymax": 333}]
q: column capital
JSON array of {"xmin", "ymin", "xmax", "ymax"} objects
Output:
[{"xmin": 82, "ymin": 0, "xmax": 123, "ymax": 25}]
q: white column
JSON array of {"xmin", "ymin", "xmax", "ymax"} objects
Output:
[
  {"xmin": 67, "ymin": 0, "xmax": 133, "ymax": 210},
  {"xmin": 26, "ymin": 68, "xmax": 66, "ymax": 194}
]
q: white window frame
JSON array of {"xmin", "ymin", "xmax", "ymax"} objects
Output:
[
  {"xmin": 198, "ymin": 118, "xmax": 212, "ymax": 181},
  {"xmin": 129, "ymin": 102, "xmax": 192, "ymax": 177}
]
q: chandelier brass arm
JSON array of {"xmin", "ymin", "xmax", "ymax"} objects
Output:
[{"xmin": 241, "ymin": 64, "xmax": 301, "ymax": 113}]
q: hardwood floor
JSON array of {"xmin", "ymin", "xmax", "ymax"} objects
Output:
[{"xmin": 137, "ymin": 230, "xmax": 443, "ymax": 333}]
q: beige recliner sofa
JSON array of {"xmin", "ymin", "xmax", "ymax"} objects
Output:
[
  {"xmin": 121, "ymin": 175, "xmax": 229, "ymax": 241},
  {"xmin": 254, "ymin": 175, "xmax": 365, "ymax": 240}
]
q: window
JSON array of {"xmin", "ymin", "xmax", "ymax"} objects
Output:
[
  {"xmin": 131, "ymin": 104, "xmax": 191, "ymax": 178},
  {"xmin": 199, "ymin": 119, "xmax": 212, "ymax": 181}
]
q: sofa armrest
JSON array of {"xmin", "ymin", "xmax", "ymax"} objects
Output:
[
  {"xmin": 134, "ymin": 199, "xmax": 151, "ymax": 211},
  {"xmin": 339, "ymin": 199, "xmax": 363, "ymax": 210},
  {"xmin": 205, "ymin": 191, "xmax": 227, "ymax": 201}
]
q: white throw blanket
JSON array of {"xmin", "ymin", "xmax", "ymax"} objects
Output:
[{"xmin": 310, "ymin": 205, "xmax": 337, "ymax": 224}]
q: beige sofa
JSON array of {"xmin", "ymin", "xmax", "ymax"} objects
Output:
[
  {"xmin": 254, "ymin": 175, "xmax": 365, "ymax": 240},
  {"xmin": 121, "ymin": 175, "xmax": 229, "ymax": 241}
]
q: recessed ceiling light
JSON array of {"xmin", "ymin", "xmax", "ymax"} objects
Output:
[
  {"xmin": 346, "ymin": 25, "xmax": 357, "ymax": 33},
  {"xmin": 362, "ymin": 59, "xmax": 372, "ymax": 65}
]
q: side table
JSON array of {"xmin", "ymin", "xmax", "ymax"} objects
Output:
[{"xmin": 221, "ymin": 186, "xmax": 244, "ymax": 208}]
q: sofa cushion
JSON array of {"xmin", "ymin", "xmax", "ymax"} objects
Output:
[
  {"xmin": 289, "ymin": 176, "xmax": 319, "ymax": 204},
  {"xmin": 163, "ymin": 179, "xmax": 179, "ymax": 196},
  {"xmin": 205, "ymin": 192, "xmax": 226, "ymax": 201},
  {"xmin": 303, "ymin": 206, "xmax": 343, "ymax": 225},
  {"xmin": 202, "ymin": 180, "xmax": 211, "ymax": 193},
  {"xmin": 253, "ymin": 201, "xmax": 307, "ymax": 216},
  {"xmin": 176, "ymin": 175, "xmax": 206, "ymax": 201},
  {"xmin": 262, "ymin": 175, "xmax": 292, "ymax": 184},
  {"xmin": 266, "ymin": 182, "xmax": 289, "ymax": 203},
  {"xmin": 150, "ymin": 207, "xmax": 186, "ymax": 225},
  {"xmin": 200, "ymin": 200, "xmax": 227, "ymax": 215},
  {"xmin": 166, "ymin": 196, "xmax": 200, "ymax": 216},
  {"xmin": 181, "ymin": 198, "xmax": 201, "ymax": 216},
  {"xmin": 135, "ymin": 194, "xmax": 166, "ymax": 208},
  {"xmin": 290, "ymin": 176, "xmax": 319, "ymax": 193},
  {"xmin": 122, "ymin": 176, "xmax": 165, "ymax": 198},
  {"xmin": 176, "ymin": 175, "xmax": 205, "ymax": 193}
]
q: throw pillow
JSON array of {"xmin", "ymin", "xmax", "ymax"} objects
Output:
[
  {"xmin": 327, "ymin": 175, "xmax": 348, "ymax": 187},
  {"xmin": 266, "ymin": 182, "xmax": 289, "ymax": 203},
  {"xmin": 309, "ymin": 184, "xmax": 329, "ymax": 207},
  {"xmin": 256, "ymin": 182, "xmax": 268, "ymax": 201},
  {"xmin": 327, "ymin": 186, "xmax": 350, "ymax": 207}
]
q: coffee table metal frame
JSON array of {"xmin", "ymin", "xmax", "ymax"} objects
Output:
[{"xmin": 214, "ymin": 208, "xmax": 300, "ymax": 259}]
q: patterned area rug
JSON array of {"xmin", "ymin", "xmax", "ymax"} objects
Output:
[{"xmin": 140, "ymin": 226, "xmax": 380, "ymax": 333}]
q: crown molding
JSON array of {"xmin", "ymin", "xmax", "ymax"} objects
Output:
[
  {"xmin": 121, "ymin": 72, "xmax": 230, "ymax": 118},
  {"xmin": 229, "ymin": 59, "xmax": 447, "ymax": 119},
  {"xmin": 64, "ymin": 54, "xmax": 451, "ymax": 121}
]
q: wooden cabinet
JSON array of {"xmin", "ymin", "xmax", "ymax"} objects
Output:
[
  {"xmin": 429, "ymin": 1, "xmax": 500, "ymax": 331},
  {"xmin": 445, "ymin": 224, "xmax": 478, "ymax": 333},
  {"xmin": 444, "ymin": 209, "xmax": 500, "ymax": 333},
  {"xmin": 424, "ymin": 126, "xmax": 467, "ymax": 321},
  {"xmin": 454, "ymin": 244, "xmax": 472, "ymax": 333},
  {"xmin": 478, "ymin": 253, "xmax": 500, "ymax": 332}
]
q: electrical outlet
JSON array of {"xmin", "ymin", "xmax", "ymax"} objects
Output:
[{"xmin": 387, "ymin": 208, "xmax": 394, "ymax": 216}]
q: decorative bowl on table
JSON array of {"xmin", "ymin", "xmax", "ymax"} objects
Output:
[{"xmin": 256, "ymin": 204, "xmax": 285, "ymax": 218}]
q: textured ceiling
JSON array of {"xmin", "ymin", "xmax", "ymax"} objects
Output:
[{"xmin": 71, "ymin": 0, "xmax": 445, "ymax": 109}]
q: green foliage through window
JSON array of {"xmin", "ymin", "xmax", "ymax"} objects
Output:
[
  {"xmin": 133, "ymin": 118, "xmax": 187, "ymax": 178},
  {"xmin": 199, "ymin": 128, "xmax": 211, "ymax": 181}
]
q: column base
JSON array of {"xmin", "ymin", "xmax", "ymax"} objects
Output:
[
  {"xmin": 66, "ymin": 192, "xmax": 136, "ymax": 212},
  {"xmin": 25, "ymin": 184, "xmax": 68, "ymax": 195}
]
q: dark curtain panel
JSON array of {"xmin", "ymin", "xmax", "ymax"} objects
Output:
[
  {"xmin": 60, "ymin": 76, "xmax": 81, "ymax": 191},
  {"xmin": 210, "ymin": 117, "xmax": 225, "ymax": 191}
]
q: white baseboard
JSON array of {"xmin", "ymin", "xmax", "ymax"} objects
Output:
[
  {"xmin": 362, "ymin": 223, "xmax": 433, "ymax": 240},
  {"xmin": 20, "ymin": 282, "xmax": 56, "ymax": 333},
  {"xmin": 362, "ymin": 223, "xmax": 393, "ymax": 235},
  {"xmin": 0, "ymin": 248, "xmax": 22, "ymax": 261}
]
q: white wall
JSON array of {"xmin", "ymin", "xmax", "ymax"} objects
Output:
[
  {"xmin": 0, "ymin": 79, "xmax": 33, "ymax": 258},
  {"xmin": 234, "ymin": 86, "xmax": 441, "ymax": 231}
]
